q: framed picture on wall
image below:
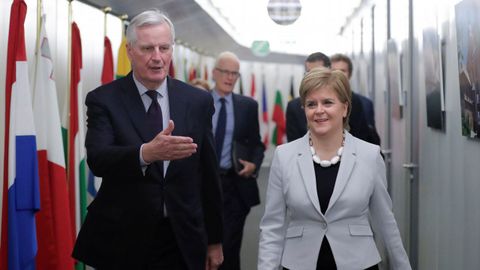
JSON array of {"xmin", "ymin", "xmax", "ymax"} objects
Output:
[
  {"xmin": 455, "ymin": 0, "xmax": 480, "ymax": 139},
  {"xmin": 423, "ymin": 28, "xmax": 445, "ymax": 130}
]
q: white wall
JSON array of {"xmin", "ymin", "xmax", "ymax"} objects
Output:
[{"xmin": 343, "ymin": 0, "xmax": 480, "ymax": 269}]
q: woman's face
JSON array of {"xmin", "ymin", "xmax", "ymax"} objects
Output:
[{"xmin": 304, "ymin": 86, "xmax": 347, "ymax": 138}]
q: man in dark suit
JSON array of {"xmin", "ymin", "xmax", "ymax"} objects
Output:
[
  {"xmin": 211, "ymin": 52, "xmax": 265, "ymax": 270},
  {"xmin": 286, "ymin": 52, "xmax": 331, "ymax": 142},
  {"xmin": 286, "ymin": 52, "xmax": 377, "ymax": 144},
  {"xmin": 72, "ymin": 10, "xmax": 223, "ymax": 270},
  {"xmin": 331, "ymin": 53, "xmax": 381, "ymax": 145}
]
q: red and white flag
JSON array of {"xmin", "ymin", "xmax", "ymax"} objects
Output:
[
  {"xmin": 33, "ymin": 13, "xmax": 75, "ymax": 270},
  {"xmin": 1, "ymin": 0, "xmax": 40, "ymax": 269}
]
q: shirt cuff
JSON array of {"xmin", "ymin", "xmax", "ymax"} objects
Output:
[{"xmin": 139, "ymin": 143, "xmax": 149, "ymax": 175}]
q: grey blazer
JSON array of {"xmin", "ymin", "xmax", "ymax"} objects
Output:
[{"xmin": 258, "ymin": 131, "xmax": 411, "ymax": 270}]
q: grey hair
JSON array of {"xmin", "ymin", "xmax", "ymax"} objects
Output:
[
  {"xmin": 126, "ymin": 9, "xmax": 175, "ymax": 45},
  {"xmin": 214, "ymin": 51, "xmax": 240, "ymax": 67}
]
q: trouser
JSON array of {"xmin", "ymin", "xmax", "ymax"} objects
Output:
[{"xmin": 219, "ymin": 171, "xmax": 250, "ymax": 270}]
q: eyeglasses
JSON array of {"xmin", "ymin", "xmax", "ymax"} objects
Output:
[{"xmin": 215, "ymin": 67, "xmax": 240, "ymax": 78}]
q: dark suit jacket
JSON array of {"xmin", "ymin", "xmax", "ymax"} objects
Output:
[
  {"xmin": 356, "ymin": 92, "xmax": 375, "ymax": 128},
  {"xmin": 72, "ymin": 73, "xmax": 223, "ymax": 270},
  {"xmin": 285, "ymin": 95, "xmax": 378, "ymax": 145},
  {"xmin": 229, "ymin": 93, "xmax": 265, "ymax": 208}
]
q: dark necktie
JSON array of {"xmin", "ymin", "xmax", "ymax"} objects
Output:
[
  {"xmin": 215, "ymin": 98, "xmax": 226, "ymax": 163},
  {"xmin": 145, "ymin": 90, "xmax": 164, "ymax": 178},
  {"xmin": 146, "ymin": 90, "xmax": 163, "ymax": 138}
]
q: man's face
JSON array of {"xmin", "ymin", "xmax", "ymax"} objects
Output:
[
  {"xmin": 126, "ymin": 23, "xmax": 173, "ymax": 89},
  {"xmin": 305, "ymin": 60, "xmax": 325, "ymax": 72},
  {"xmin": 213, "ymin": 57, "xmax": 240, "ymax": 96},
  {"xmin": 331, "ymin": 60, "xmax": 351, "ymax": 79}
]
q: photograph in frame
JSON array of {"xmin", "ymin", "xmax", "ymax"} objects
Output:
[{"xmin": 455, "ymin": 0, "xmax": 480, "ymax": 139}]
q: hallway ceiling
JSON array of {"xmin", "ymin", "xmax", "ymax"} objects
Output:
[{"xmin": 79, "ymin": 0, "xmax": 363, "ymax": 64}]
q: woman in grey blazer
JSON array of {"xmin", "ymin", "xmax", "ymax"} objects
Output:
[{"xmin": 258, "ymin": 68, "xmax": 411, "ymax": 270}]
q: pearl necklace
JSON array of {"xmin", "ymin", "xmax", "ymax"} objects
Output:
[{"xmin": 309, "ymin": 133, "xmax": 345, "ymax": 168}]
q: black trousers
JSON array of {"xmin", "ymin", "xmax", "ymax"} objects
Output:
[
  {"xmin": 218, "ymin": 172, "xmax": 250, "ymax": 270},
  {"xmin": 145, "ymin": 218, "xmax": 188, "ymax": 270}
]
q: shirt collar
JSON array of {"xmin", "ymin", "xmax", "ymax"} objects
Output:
[
  {"xmin": 212, "ymin": 89, "xmax": 233, "ymax": 104},
  {"xmin": 132, "ymin": 73, "xmax": 168, "ymax": 97}
]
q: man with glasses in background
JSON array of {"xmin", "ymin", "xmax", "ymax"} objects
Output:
[
  {"xmin": 73, "ymin": 9, "xmax": 223, "ymax": 270},
  {"xmin": 211, "ymin": 51, "xmax": 265, "ymax": 270}
]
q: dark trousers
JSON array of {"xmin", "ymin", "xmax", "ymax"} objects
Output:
[
  {"xmin": 96, "ymin": 218, "xmax": 188, "ymax": 270},
  {"xmin": 219, "ymin": 172, "xmax": 250, "ymax": 270},
  {"xmin": 145, "ymin": 218, "xmax": 188, "ymax": 270}
]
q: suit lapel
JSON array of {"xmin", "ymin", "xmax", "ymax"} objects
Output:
[
  {"xmin": 297, "ymin": 134, "xmax": 323, "ymax": 216},
  {"xmin": 232, "ymin": 93, "xmax": 241, "ymax": 140},
  {"xmin": 119, "ymin": 73, "xmax": 152, "ymax": 142},
  {"xmin": 326, "ymin": 131, "xmax": 357, "ymax": 214}
]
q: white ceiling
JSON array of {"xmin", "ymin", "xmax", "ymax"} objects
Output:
[
  {"xmin": 196, "ymin": 0, "xmax": 362, "ymax": 56},
  {"xmin": 79, "ymin": 0, "xmax": 364, "ymax": 64}
]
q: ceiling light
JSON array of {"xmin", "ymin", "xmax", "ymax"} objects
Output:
[{"xmin": 267, "ymin": 0, "xmax": 302, "ymax": 25}]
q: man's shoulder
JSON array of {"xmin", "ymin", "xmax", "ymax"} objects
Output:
[
  {"xmin": 233, "ymin": 93, "xmax": 258, "ymax": 106},
  {"xmin": 169, "ymin": 77, "xmax": 212, "ymax": 99},
  {"xmin": 353, "ymin": 92, "xmax": 373, "ymax": 107},
  {"xmin": 287, "ymin": 97, "xmax": 301, "ymax": 105},
  {"xmin": 88, "ymin": 76, "xmax": 129, "ymax": 99},
  {"xmin": 286, "ymin": 97, "xmax": 302, "ymax": 113}
]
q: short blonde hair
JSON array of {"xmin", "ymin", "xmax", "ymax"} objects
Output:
[
  {"xmin": 299, "ymin": 67, "xmax": 352, "ymax": 128},
  {"xmin": 190, "ymin": 78, "xmax": 211, "ymax": 91}
]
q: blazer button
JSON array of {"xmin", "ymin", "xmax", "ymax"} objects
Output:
[{"xmin": 320, "ymin": 221, "xmax": 327, "ymax": 230}]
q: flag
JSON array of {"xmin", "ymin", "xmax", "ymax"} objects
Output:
[
  {"xmin": 101, "ymin": 37, "xmax": 114, "ymax": 84},
  {"xmin": 272, "ymin": 90, "xmax": 286, "ymax": 146},
  {"xmin": 115, "ymin": 34, "xmax": 130, "ymax": 78},
  {"xmin": 1, "ymin": 0, "xmax": 40, "ymax": 269},
  {"xmin": 183, "ymin": 58, "xmax": 188, "ymax": 82},
  {"xmin": 169, "ymin": 61, "xmax": 175, "ymax": 78},
  {"xmin": 188, "ymin": 64, "xmax": 197, "ymax": 82},
  {"xmin": 67, "ymin": 22, "xmax": 87, "ymax": 247},
  {"xmin": 250, "ymin": 73, "xmax": 256, "ymax": 98},
  {"xmin": 261, "ymin": 77, "xmax": 269, "ymax": 147},
  {"xmin": 203, "ymin": 64, "xmax": 208, "ymax": 81},
  {"xmin": 289, "ymin": 76, "xmax": 295, "ymax": 101},
  {"xmin": 87, "ymin": 36, "xmax": 115, "ymax": 199},
  {"xmin": 33, "ymin": 13, "xmax": 75, "ymax": 270}
]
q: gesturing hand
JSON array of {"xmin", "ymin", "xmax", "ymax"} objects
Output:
[{"xmin": 142, "ymin": 120, "xmax": 198, "ymax": 163}]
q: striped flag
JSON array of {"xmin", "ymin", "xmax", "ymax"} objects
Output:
[
  {"xmin": 272, "ymin": 90, "xmax": 286, "ymax": 145},
  {"xmin": 261, "ymin": 77, "xmax": 269, "ymax": 147},
  {"xmin": 65, "ymin": 22, "xmax": 87, "ymax": 247},
  {"xmin": 168, "ymin": 61, "xmax": 175, "ymax": 78},
  {"xmin": 203, "ymin": 64, "xmax": 209, "ymax": 81},
  {"xmin": 33, "ymin": 13, "xmax": 75, "ymax": 270},
  {"xmin": 1, "ymin": 0, "xmax": 41, "ymax": 269},
  {"xmin": 250, "ymin": 73, "xmax": 256, "ymax": 98},
  {"xmin": 101, "ymin": 37, "xmax": 114, "ymax": 84},
  {"xmin": 188, "ymin": 64, "xmax": 197, "ymax": 82},
  {"xmin": 115, "ymin": 34, "xmax": 131, "ymax": 79},
  {"xmin": 183, "ymin": 58, "xmax": 188, "ymax": 82},
  {"xmin": 87, "ymin": 36, "xmax": 114, "ymax": 198}
]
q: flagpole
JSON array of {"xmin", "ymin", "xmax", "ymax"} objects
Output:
[
  {"xmin": 103, "ymin": 6, "xmax": 111, "ymax": 39},
  {"xmin": 120, "ymin": 13, "xmax": 128, "ymax": 36},
  {"xmin": 36, "ymin": 0, "xmax": 41, "ymax": 53},
  {"xmin": 33, "ymin": 0, "xmax": 42, "ymax": 98},
  {"xmin": 67, "ymin": 0, "xmax": 72, "ymax": 198}
]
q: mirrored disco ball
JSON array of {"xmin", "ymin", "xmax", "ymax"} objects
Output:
[{"xmin": 267, "ymin": 0, "xmax": 302, "ymax": 25}]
